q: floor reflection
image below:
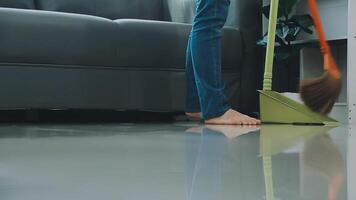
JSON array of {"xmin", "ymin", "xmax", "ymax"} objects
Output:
[
  {"xmin": 0, "ymin": 124, "xmax": 350, "ymax": 200},
  {"xmin": 185, "ymin": 125, "xmax": 347, "ymax": 200},
  {"xmin": 303, "ymin": 134, "xmax": 345, "ymax": 200}
]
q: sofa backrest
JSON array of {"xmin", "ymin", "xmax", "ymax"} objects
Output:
[
  {"xmin": 0, "ymin": 0, "xmax": 35, "ymax": 9},
  {"xmin": 0, "ymin": 0, "xmax": 261, "ymax": 29},
  {"xmin": 36, "ymin": 0, "xmax": 163, "ymax": 20},
  {"xmin": 0, "ymin": 0, "xmax": 164, "ymax": 20}
]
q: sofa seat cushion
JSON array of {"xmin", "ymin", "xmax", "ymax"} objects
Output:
[
  {"xmin": 114, "ymin": 19, "xmax": 243, "ymax": 70},
  {"xmin": 0, "ymin": 8, "xmax": 117, "ymax": 67}
]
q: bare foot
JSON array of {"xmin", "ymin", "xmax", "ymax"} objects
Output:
[
  {"xmin": 205, "ymin": 109, "xmax": 261, "ymax": 125},
  {"xmin": 185, "ymin": 112, "xmax": 202, "ymax": 120}
]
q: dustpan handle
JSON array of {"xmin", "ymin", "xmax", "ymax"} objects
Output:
[{"xmin": 263, "ymin": 0, "xmax": 279, "ymax": 91}]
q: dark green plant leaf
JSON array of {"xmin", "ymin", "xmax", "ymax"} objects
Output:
[
  {"xmin": 276, "ymin": 35, "xmax": 288, "ymax": 47},
  {"xmin": 257, "ymin": 34, "xmax": 268, "ymax": 46},
  {"xmin": 291, "ymin": 14, "xmax": 313, "ymax": 27},
  {"xmin": 263, "ymin": 0, "xmax": 300, "ymax": 19},
  {"xmin": 276, "ymin": 23, "xmax": 296, "ymax": 43},
  {"xmin": 275, "ymin": 46, "xmax": 301, "ymax": 62},
  {"xmin": 285, "ymin": 25, "xmax": 301, "ymax": 42},
  {"xmin": 278, "ymin": 23, "xmax": 290, "ymax": 39},
  {"xmin": 291, "ymin": 14, "xmax": 314, "ymax": 34},
  {"xmin": 260, "ymin": 0, "xmax": 312, "ymax": 64},
  {"xmin": 256, "ymin": 34, "xmax": 286, "ymax": 47}
]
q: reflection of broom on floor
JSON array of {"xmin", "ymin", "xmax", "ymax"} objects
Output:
[
  {"xmin": 260, "ymin": 126, "xmax": 344, "ymax": 200},
  {"xmin": 260, "ymin": 125, "xmax": 334, "ymax": 200},
  {"xmin": 300, "ymin": 0, "xmax": 342, "ymax": 115},
  {"xmin": 303, "ymin": 135, "xmax": 345, "ymax": 200}
]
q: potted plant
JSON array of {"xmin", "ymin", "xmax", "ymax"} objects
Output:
[{"xmin": 258, "ymin": 0, "xmax": 314, "ymax": 92}]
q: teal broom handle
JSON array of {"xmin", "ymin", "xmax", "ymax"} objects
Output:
[{"xmin": 263, "ymin": 0, "xmax": 279, "ymax": 91}]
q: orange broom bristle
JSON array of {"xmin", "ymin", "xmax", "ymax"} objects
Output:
[{"xmin": 300, "ymin": 72, "xmax": 342, "ymax": 115}]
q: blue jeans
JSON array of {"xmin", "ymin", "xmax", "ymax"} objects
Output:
[{"xmin": 185, "ymin": 0, "xmax": 231, "ymax": 120}]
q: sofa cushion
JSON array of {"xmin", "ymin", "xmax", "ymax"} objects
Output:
[
  {"xmin": 0, "ymin": 8, "xmax": 117, "ymax": 66},
  {"xmin": 114, "ymin": 19, "xmax": 243, "ymax": 70},
  {"xmin": 95, "ymin": 0, "xmax": 163, "ymax": 20},
  {"xmin": 36, "ymin": 0, "xmax": 163, "ymax": 20},
  {"xmin": 0, "ymin": 0, "xmax": 35, "ymax": 9}
]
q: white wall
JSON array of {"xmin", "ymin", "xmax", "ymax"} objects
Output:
[{"xmin": 296, "ymin": 0, "xmax": 348, "ymax": 41}]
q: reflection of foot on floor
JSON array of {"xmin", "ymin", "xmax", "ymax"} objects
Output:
[
  {"xmin": 185, "ymin": 112, "xmax": 202, "ymax": 120},
  {"xmin": 206, "ymin": 125, "xmax": 260, "ymax": 139},
  {"xmin": 205, "ymin": 109, "xmax": 261, "ymax": 125},
  {"xmin": 185, "ymin": 125, "xmax": 260, "ymax": 139},
  {"xmin": 185, "ymin": 126, "xmax": 203, "ymax": 134}
]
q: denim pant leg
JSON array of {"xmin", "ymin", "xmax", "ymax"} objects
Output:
[
  {"xmin": 188, "ymin": 0, "xmax": 231, "ymax": 120},
  {"xmin": 185, "ymin": 36, "xmax": 202, "ymax": 113}
]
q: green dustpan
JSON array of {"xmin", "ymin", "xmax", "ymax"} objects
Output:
[{"xmin": 259, "ymin": 0, "xmax": 338, "ymax": 125}]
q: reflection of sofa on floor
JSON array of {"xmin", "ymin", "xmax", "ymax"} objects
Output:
[{"xmin": 0, "ymin": 0, "xmax": 261, "ymax": 114}]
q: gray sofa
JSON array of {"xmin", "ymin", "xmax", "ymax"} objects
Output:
[{"xmin": 0, "ymin": 0, "xmax": 262, "ymax": 115}]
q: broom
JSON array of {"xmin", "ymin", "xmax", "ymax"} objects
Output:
[{"xmin": 300, "ymin": 0, "xmax": 342, "ymax": 115}]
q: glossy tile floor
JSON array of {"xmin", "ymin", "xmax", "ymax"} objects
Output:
[{"xmin": 0, "ymin": 123, "xmax": 354, "ymax": 200}]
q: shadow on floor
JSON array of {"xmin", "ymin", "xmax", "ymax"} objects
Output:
[{"xmin": 0, "ymin": 110, "xmax": 184, "ymax": 124}]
